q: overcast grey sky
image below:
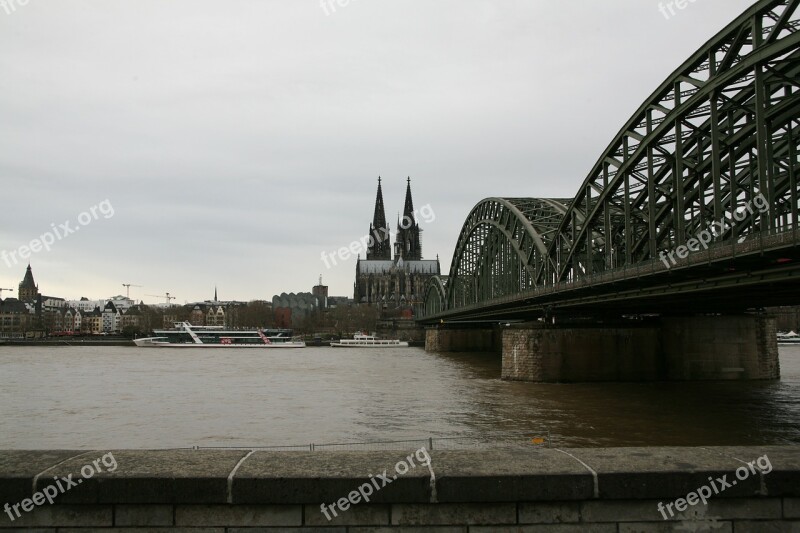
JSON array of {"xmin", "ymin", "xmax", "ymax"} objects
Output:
[{"xmin": 0, "ymin": 0, "xmax": 756, "ymax": 304}]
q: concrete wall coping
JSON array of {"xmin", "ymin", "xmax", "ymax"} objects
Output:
[{"xmin": 0, "ymin": 446, "xmax": 797, "ymax": 505}]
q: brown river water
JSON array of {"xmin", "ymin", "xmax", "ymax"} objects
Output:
[{"xmin": 0, "ymin": 345, "xmax": 798, "ymax": 449}]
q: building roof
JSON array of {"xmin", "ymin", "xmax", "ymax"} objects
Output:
[
  {"xmin": 357, "ymin": 260, "xmax": 395, "ymax": 274},
  {"xmin": 0, "ymin": 298, "xmax": 28, "ymax": 313},
  {"xmin": 357, "ymin": 259, "xmax": 439, "ymax": 275},
  {"xmin": 19, "ymin": 264, "xmax": 37, "ymax": 290},
  {"xmin": 404, "ymin": 260, "xmax": 440, "ymax": 274},
  {"xmin": 271, "ymin": 292, "xmax": 318, "ymax": 309}
]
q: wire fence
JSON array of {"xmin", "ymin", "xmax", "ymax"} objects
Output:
[{"xmin": 189, "ymin": 433, "xmax": 552, "ymax": 452}]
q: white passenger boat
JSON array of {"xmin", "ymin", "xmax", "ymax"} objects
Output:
[
  {"xmin": 777, "ymin": 331, "xmax": 800, "ymax": 344},
  {"xmin": 134, "ymin": 322, "xmax": 306, "ymax": 348},
  {"xmin": 330, "ymin": 333, "xmax": 409, "ymax": 348}
]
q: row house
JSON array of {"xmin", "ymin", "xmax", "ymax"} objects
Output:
[
  {"xmin": 63, "ymin": 308, "xmax": 82, "ymax": 333},
  {"xmin": 102, "ymin": 301, "xmax": 120, "ymax": 333},
  {"xmin": 42, "ymin": 296, "xmax": 66, "ymax": 332},
  {"xmin": 10, "ymin": 265, "xmax": 142, "ymax": 336},
  {"xmin": 188, "ymin": 304, "xmax": 228, "ymax": 327},
  {"xmin": 81, "ymin": 308, "xmax": 103, "ymax": 335},
  {"xmin": 58, "ymin": 304, "xmax": 142, "ymax": 335},
  {"xmin": 119, "ymin": 306, "xmax": 142, "ymax": 331},
  {"xmin": 0, "ymin": 298, "xmax": 31, "ymax": 338}
]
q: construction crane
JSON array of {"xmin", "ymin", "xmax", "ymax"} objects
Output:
[
  {"xmin": 122, "ymin": 283, "xmax": 142, "ymax": 298},
  {"xmin": 146, "ymin": 293, "xmax": 176, "ymax": 305},
  {"xmin": 0, "ymin": 288, "xmax": 15, "ymax": 298}
]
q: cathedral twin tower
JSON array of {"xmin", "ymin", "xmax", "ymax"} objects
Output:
[
  {"xmin": 354, "ymin": 178, "xmax": 440, "ymax": 308},
  {"xmin": 366, "ymin": 177, "xmax": 422, "ymax": 262}
]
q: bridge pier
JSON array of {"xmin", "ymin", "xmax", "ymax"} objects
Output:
[
  {"xmin": 502, "ymin": 315, "xmax": 779, "ymax": 382},
  {"xmin": 425, "ymin": 327, "xmax": 500, "ymax": 353}
]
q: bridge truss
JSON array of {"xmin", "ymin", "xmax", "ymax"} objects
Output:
[{"xmin": 423, "ymin": 0, "xmax": 800, "ymax": 321}]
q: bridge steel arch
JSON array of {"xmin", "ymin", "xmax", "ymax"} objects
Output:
[
  {"xmin": 547, "ymin": 0, "xmax": 800, "ymax": 285},
  {"xmin": 427, "ymin": 0, "xmax": 800, "ymax": 319},
  {"xmin": 423, "ymin": 275, "xmax": 448, "ymax": 317},
  {"xmin": 442, "ymin": 198, "xmax": 571, "ymax": 311}
]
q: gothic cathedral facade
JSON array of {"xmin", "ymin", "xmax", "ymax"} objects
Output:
[{"xmin": 354, "ymin": 178, "xmax": 440, "ymax": 313}]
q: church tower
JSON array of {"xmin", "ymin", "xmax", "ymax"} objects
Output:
[
  {"xmin": 394, "ymin": 178, "xmax": 422, "ymax": 261},
  {"xmin": 366, "ymin": 177, "xmax": 392, "ymax": 260},
  {"xmin": 18, "ymin": 264, "xmax": 39, "ymax": 302}
]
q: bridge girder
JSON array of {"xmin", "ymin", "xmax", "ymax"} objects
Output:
[{"xmin": 423, "ymin": 0, "xmax": 800, "ymax": 321}]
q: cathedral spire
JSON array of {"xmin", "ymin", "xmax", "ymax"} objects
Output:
[
  {"xmin": 403, "ymin": 176, "xmax": 415, "ymax": 223},
  {"xmin": 373, "ymin": 176, "xmax": 387, "ymax": 233},
  {"xmin": 395, "ymin": 177, "xmax": 422, "ymax": 261},
  {"xmin": 367, "ymin": 177, "xmax": 391, "ymax": 260}
]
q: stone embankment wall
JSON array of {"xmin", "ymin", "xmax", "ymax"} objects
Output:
[{"xmin": 0, "ymin": 447, "xmax": 798, "ymax": 530}]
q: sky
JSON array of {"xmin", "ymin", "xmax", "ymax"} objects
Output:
[{"xmin": 0, "ymin": 0, "xmax": 757, "ymax": 304}]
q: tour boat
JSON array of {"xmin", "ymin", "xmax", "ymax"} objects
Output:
[
  {"xmin": 777, "ymin": 331, "xmax": 800, "ymax": 344},
  {"xmin": 134, "ymin": 322, "xmax": 306, "ymax": 348},
  {"xmin": 330, "ymin": 333, "xmax": 409, "ymax": 348}
]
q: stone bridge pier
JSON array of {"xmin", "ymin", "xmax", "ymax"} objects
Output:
[
  {"xmin": 425, "ymin": 326, "xmax": 501, "ymax": 353},
  {"xmin": 501, "ymin": 314, "xmax": 779, "ymax": 382}
]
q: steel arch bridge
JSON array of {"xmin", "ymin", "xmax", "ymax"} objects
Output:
[{"xmin": 421, "ymin": 0, "xmax": 800, "ymax": 323}]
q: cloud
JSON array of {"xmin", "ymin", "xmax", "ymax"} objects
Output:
[{"xmin": 0, "ymin": 0, "xmax": 756, "ymax": 301}]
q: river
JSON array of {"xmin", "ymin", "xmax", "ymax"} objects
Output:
[{"xmin": 0, "ymin": 345, "xmax": 798, "ymax": 449}]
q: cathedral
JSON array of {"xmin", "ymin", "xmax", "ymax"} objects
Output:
[{"xmin": 354, "ymin": 178, "xmax": 440, "ymax": 312}]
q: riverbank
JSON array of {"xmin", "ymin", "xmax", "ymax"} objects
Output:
[
  {"xmin": 0, "ymin": 446, "xmax": 797, "ymax": 529},
  {"xmin": 0, "ymin": 338, "xmax": 425, "ymax": 348},
  {"xmin": 1, "ymin": 338, "xmax": 135, "ymax": 346}
]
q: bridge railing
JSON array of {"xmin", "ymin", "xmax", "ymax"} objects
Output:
[{"xmin": 586, "ymin": 223, "xmax": 798, "ymax": 287}]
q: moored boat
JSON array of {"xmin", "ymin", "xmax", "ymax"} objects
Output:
[
  {"xmin": 134, "ymin": 322, "xmax": 305, "ymax": 348},
  {"xmin": 330, "ymin": 333, "xmax": 409, "ymax": 348},
  {"xmin": 777, "ymin": 331, "xmax": 800, "ymax": 344}
]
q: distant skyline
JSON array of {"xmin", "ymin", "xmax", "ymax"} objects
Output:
[{"xmin": 0, "ymin": 0, "xmax": 756, "ymax": 304}]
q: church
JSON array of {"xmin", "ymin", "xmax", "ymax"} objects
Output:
[{"xmin": 354, "ymin": 178, "xmax": 440, "ymax": 313}]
